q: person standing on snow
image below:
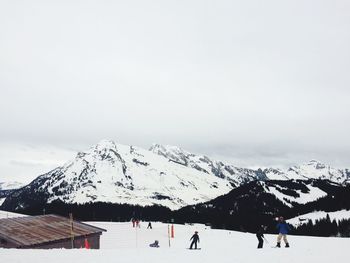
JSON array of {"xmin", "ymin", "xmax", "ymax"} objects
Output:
[
  {"xmin": 276, "ymin": 216, "xmax": 290, "ymax": 248},
  {"xmin": 147, "ymin": 222, "xmax": 152, "ymax": 229},
  {"xmin": 256, "ymin": 225, "xmax": 266, "ymax": 248},
  {"xmin": 189, "ymin": 231, "xmax": 200, "ymax": 249}
]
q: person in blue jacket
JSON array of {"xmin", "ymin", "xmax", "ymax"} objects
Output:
[{"xmin": 276, "ymin": 216, "xmax": 290, "ymax": 248}]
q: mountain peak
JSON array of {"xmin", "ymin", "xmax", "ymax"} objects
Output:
[
  {"xmin": 149, "ymin": 144, "xmax": 189, "ymax": 163},
  {"xmin": 149, "ymin": 143, "xmax": 185, "ymax": 153},
  {"xmin": 308, "ymin": 159, "xmax": 323, "ymax": 164},
  {"xmin": 306, "ymin": 160, "xmax": 327, "ymax": 169},
  {"xmin": 92, "ymin": 139, "xmax": 118, "ymax": 151}
]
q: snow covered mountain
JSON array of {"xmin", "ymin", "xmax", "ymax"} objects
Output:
[
  {"xmin": 2, "ymin": 140, "xmax": 238, "ymax": 210},
  {"xmin": 150, "ymin": 145, "xmax": 349, "ymax": 185},
  {"xmin": 1, "ymin": 140, "xmax": 349, "ymax": 212},
  {"xmin": 264, "ymin": 160, "xmax": 350, "ymax": 184},
  {"xmin": 284, "ymin": 160, "xmax": 349, "ymax": 183},
  {"xmin": 149, "ymin": 144, "xmax": 267, "ymax": 185}
]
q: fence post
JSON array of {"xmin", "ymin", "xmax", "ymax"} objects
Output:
[
  {"xmin": 69, "ymin": 213, "xmax": 74, "ymax": 249},
  {"xmin": 168, "ymin": 224, "xmax": 171, "ymax": 247}
]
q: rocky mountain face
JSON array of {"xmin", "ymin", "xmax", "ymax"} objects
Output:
[
  {"xmin": 1, "ymin": 140, "xmax": 349, "ymax": 212},
  {"xmin": 149, "ymin": 144, "xmax": 268, "ymax": 186}
]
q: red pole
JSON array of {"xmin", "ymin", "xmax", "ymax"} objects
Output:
[{"xmin": 171, "ymin": 224, "xmax": 174, "ymax": 238}]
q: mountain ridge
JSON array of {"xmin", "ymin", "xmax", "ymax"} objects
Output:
[{"xmin": 1, "ymin": 139, "xmax": 349, "ymax": 211}]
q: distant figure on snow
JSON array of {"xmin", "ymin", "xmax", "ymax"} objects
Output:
[
  {"xmin": 256, "ymin": 225, "xmax": 266, "ymax": 249},
  {"xmin": 147, "ymin": 222, "xmax": 152, "ymax": 229},
  {"xmin": 276, "ymin": 216, "xmax": 290, "ymax": 248},
  {"xmin": 136, "ymin": 219, "xmax": 140, "ymax": 228},
  {"xmin": 149, "ymin": 240, "xmax": 159, "ymax": 248},
  {"xmin": 189, "ymin": 231, "xmax": 200, "ymax": 249}
]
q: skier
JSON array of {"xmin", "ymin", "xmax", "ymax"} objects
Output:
[
  {"xmin": 189, "ymin": 231, "xmax": 200, "ymax": 249},
  {"xmin": 276, "ymin": 216, "xmax": 290, "ymax": 248},
  {"xmin": 147, "ymin": 222, "xmax": 152, "ymax": 229},
  {"xmin": 256, "ymin": 225, "xmax": 266, "ymax": 249},
  {"xmin": 149, "ymin": 240, "xmax": 159, "ymax": 248}
]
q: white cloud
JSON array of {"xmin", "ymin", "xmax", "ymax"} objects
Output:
[{"xmin": 0, "ymin": 0, "xmax": 349, "ymax": 170}]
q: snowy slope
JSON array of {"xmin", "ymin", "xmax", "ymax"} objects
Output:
[
  {"xmin": 0, "ymin": 221, "xmax": 349, "ymax": 263},
  {"xmin": 261, "ymin": 181, "xmax": 328, "ymax": 207},
  {"xmin": 263, "ymin": 168, "xmax": 290, "ymax": 180},
  {"xmin": 288, "ymin": 210, "xmax": 350, "ymax": 227}
]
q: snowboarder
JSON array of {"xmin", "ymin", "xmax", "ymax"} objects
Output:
[
  {"xmin": 276, "ymin": 216, "xmax": 290, "ymax": 248},
  {"xmin": 149, "ymin": 240, "xmax": 159, "ymax": 248},
  {"xmin": 147, "ymin": 222, "xmax": 152, "ymax": 229},
  {"xmin": 189, "ymin": 231, "xmax": 200, "ymax": 249},
  {"xmin": 256, "ymin": 225, "xmax": 266, "ymax": 248}
]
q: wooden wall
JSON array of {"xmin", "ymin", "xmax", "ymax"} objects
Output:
[{"xmin": 0, "ymin": 234, "xmax": 101, "ymax": 249}]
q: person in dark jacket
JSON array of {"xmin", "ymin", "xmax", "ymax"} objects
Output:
[
  {"xmin": 256, "ymin": 225, "xmax": 266, "ymax": 248},
  {"xmin": 147, "ymin": 222, "xmax": 152, "ymax": 229},
  {"xmin": 149, "ymin": 240, "xmax": 159, "ymax": 248},
  {"xmin": 276, "ymin": 216, "xmax": 290, "ymax": 248},
  {"xmin": 189, "ymin": 231, "xmax": 200, "ymax": 249}
]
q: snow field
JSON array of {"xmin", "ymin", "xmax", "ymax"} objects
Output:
[
  {"xmin": 1, "ymin": 221, "xmax": 349, "ymax": 263},
  {"xmin": 288, "ymin": 210, "xmax": 350, "ymax": 227},
  {"xmin": 0, "ymin": 210, "xmax": 27, "ymax": 219}
]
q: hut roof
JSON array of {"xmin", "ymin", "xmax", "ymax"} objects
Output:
[{"xmin": 0, "ymin": 214, "xmax": 106, "ymax": 247}]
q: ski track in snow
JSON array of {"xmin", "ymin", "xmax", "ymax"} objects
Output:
[{"xmin": 0, "ymin": 221, "xmax": 349, "ymax": 263}]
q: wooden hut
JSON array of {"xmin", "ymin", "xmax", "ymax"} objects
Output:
[{"xmin": 0, "ymin": 214, "xmax": 106, "ymax": 249}]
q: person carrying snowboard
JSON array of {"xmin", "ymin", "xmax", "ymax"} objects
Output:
[
  {"xmin": 256, "ymin": 225, "xmax": 266, "ymax": 248},
  {"xmin": 276, "ymin": 216, "xmax": 290, "ymax": 248},
  {"xmin": 189, "ymin": 231, "xmax": 200, "ymax": 249}
]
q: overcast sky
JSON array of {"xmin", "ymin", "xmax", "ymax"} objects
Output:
[{"xmin": 1, "ymin": 0, "xmax": 350, "ymax": 178}]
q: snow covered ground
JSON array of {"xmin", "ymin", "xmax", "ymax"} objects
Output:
[
  {"xmin": 0, "ymin": 209, "xmax": 27, "ymax": 218},
  {"xmin": 0, "ymin": 220, "xmax": 349, "ymax": 263},
  {"xmin": 288, "ymin": 210, "xmax": 350, "ymax": 227}
]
